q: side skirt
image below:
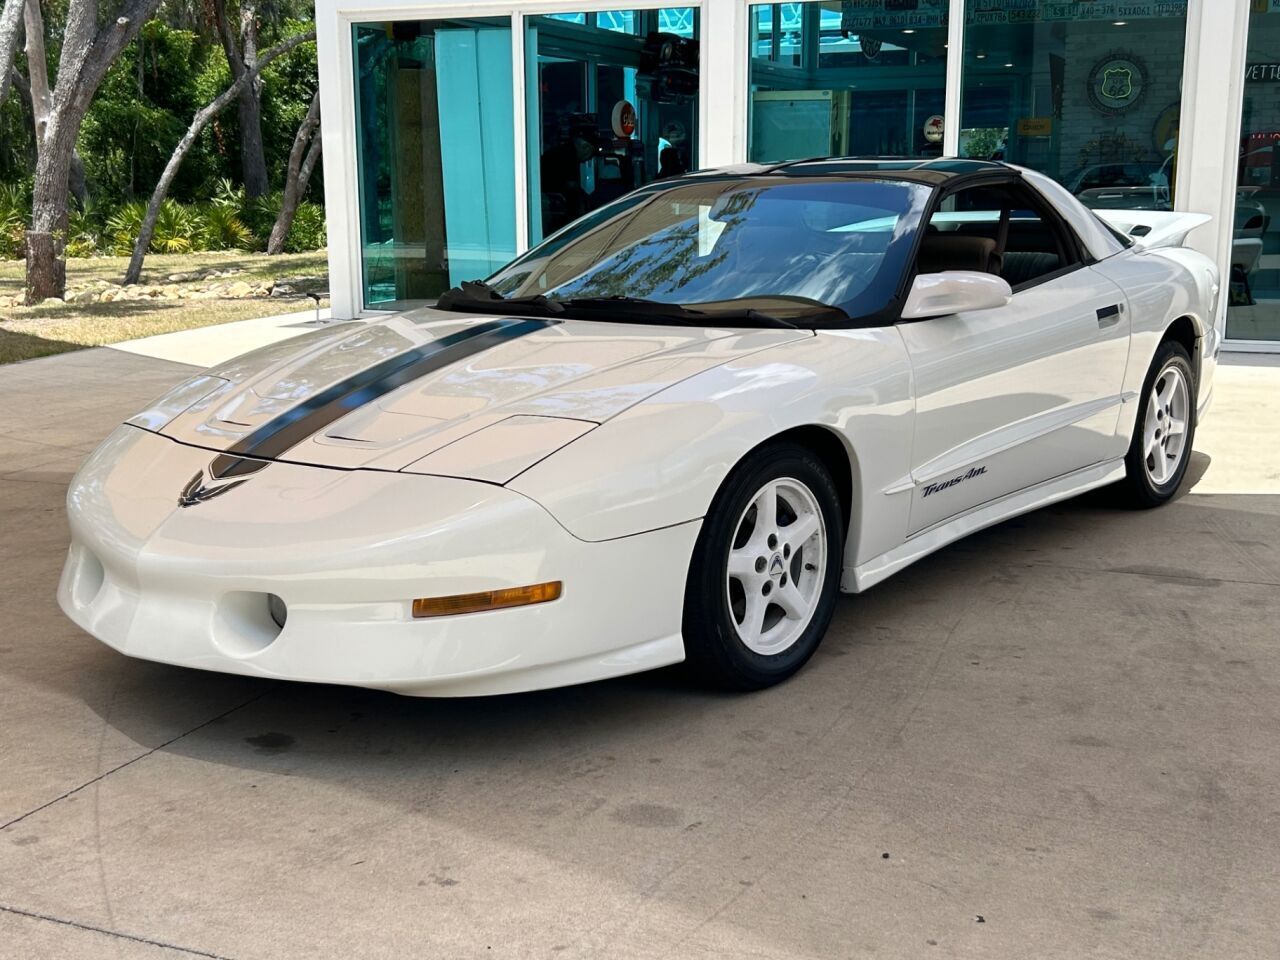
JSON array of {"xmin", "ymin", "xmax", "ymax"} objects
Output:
[{"xmin": 843, "ymin": 458, "xmax": 1127, "ymax": 593}]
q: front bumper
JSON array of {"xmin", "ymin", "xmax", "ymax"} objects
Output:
[{"xmin": 58, "ymin": 426, "xmax": 697, "ymax": 696}]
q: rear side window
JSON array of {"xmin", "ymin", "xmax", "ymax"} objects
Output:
[{"xmin": 922, "ymin": 183, "xmax": 1083, "ymax": 289}]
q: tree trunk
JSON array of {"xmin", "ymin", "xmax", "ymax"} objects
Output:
[
  {"xmin": 22, "ymin": 0, "xmax": 49, "ymax": 141},
  {"xmin": 124, "ymin": 27, "xmax": 315, "ymax": 285},
  {"xmin": 22, "ymin": 0, "xmax": 164, "ymax": 302},
  {"xmin": 25, "ymin": 111, "xmax": 76, "ymax": 302},
  {"xmin": 215, "ymin": 0, "xmax": 268, "ymax": 197},
  {"xmin": 236, "ymin": 86, "xmax": 268, "ymax": 197},
  {"xmin": 0, "ymin": 0, "xmax": 22, "ymax": 111},
  {"xmin": 267, "ymin": 90, "xmax": 320, "ymax": 255}
]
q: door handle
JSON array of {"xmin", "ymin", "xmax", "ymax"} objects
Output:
[{"xmin": 1096, "ymin": 304, "xmax": 1123, "ymax": 327}]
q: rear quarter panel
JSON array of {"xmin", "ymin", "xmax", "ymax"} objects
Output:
[{"xmin": 1089, "ymin": 247, "xmax": 1217, "ymax": 438}]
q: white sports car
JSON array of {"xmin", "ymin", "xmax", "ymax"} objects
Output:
[{"xmin": 59, "ymin": 159, "xmax": 1220, "ymax": 696}]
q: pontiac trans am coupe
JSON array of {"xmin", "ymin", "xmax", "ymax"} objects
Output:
[{"xmin": 59, "ymin": 159, "xmax": 1221, "ymax": 696}]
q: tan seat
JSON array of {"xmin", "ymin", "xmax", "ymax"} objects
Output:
[{"xmin": 917, "ymin": 234, "xmax": 1000, "ymax": 275}]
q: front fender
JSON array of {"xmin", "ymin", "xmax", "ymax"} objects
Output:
[{"xmin": 508, "ymin": 329, "xmax": 915, "ymax": 566}]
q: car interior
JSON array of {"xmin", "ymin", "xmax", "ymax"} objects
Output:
[{"xmin": 916, "ymin": 182, "xmax": 1078, "ymax": 290}]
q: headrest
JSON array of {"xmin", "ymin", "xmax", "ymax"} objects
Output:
[{"xmin": 917, "ymin": 234, "xmax": 999, "ymax": 274}]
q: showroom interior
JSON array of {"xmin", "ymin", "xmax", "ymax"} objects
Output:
[{"xmin": 316, "ymin": 0, "xmax": 1273, "ymax": 352}]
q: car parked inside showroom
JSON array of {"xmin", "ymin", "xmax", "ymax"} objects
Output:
[{"xmin": 59, "ymin": 159, "xmax": 1220, "ymax": 695}]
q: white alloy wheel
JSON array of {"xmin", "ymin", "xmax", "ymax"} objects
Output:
[
  {"xmin": 1142, "ymin": 362, "xmax": 1191, "ymax": 487},
  {"xmin": 725, "ymin": 477, "xmax": 828, "ymax": 655}
]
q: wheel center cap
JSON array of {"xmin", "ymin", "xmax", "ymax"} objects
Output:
[{"xmin": 768, "ymin": 554, "xmax": 785, "ymax": 577}]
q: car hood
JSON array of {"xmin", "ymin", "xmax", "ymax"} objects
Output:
[{"xmin": 151, "ymin": 308, "xmax": 808, "ymax": 481}]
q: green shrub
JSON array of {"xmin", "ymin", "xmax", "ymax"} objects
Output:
[
  {"xmin": 105, "ymin": 201, "xmax": 147, "ymax": 256},
  {"xmin": 242, "ymin": 191, "xmax": 282, "ymax": 249},
  {"xmin": 152, "ymin": 198, "xmax": 200, "ymax": 253},
  {"xmin": 0, "ymin": 180, "xmax": 324, "ymax": 261},
  {"xmin": 210, "ymin": 177, "xmax": 247, "ymax": 211},
  {"xmin": 66, "ymin": 202, "xmax": 105, "ymax": 258},
  {"xmin": 199, "ymin": 202, "xmax": 254, "ymax": 251},
  {"xmin": 0, "ymin": 182, "xmax": 31, "ymax": 260},
  {"xmin": 105, "ymin": 198, "xmax": 218, "ymax": 255},
  {"xmin": 283, "ymin": 201, "xmax": 327, "ymax": 253}
]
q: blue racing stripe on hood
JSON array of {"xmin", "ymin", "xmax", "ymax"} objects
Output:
[{"xmin": 207, "ymin": 318, "xmax": 554, "ymax": 479}]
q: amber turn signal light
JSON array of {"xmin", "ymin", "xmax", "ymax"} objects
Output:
[{"xmin": 412, "ymin": 581, "xmax": 563, "ymax": 619}]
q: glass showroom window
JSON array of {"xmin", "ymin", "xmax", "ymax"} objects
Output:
[
  {"xmin": 1228, "ymin": 7, "xmax": 1280, "ymax": 344},
  {"xmin": 525, "ymin": 9, "xmax": 700, "ymax": 244},
  {"xmin": 959, "ymin": 1, "xmax": 1187, "ymax": 210},
  {"xmin": 352, "ymin": 18, "xmax": 516, "ymax": 309},
  {"xmin": 747, "ymin": 1, "xmax": 949, "ymax": 163}
]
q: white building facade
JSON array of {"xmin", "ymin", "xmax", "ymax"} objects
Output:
[{"xmin": 315, "ymin": 0, "xmax": 1278, "ymax": 352}]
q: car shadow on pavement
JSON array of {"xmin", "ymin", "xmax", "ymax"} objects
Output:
[{"xmin": 11, "ymin": 452, "xmax": 1277, "ymax": 800}]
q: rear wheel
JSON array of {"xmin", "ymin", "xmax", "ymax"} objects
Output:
[
  {"xmin": 1118, "ymin": 340, "xmax": 1196, "ymax": 508},
  {"xmin": 682, "ymin": 442, "xmax": 843, "ymax": 690}
]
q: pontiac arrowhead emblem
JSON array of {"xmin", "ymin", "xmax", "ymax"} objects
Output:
[{"xmin": 178, "ymin": 469, "xmax": 249, "ymax": 508}]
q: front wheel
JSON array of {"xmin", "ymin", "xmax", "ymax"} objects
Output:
[
  {"xmin": 1118, "ymin": 340, "xmax": 1196, "ymax": 508},
  {"xmin": 682, "ymin": 442, "xmax": 844, "ymax": 690}
]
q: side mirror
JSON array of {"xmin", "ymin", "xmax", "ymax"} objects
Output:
[{"xmin": 901, "ymin": 271, "xmax": 1013, "ymax": 321}]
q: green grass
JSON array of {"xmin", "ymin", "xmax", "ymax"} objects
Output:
[{"xmin": 0, "ymin": 251, "xmax": 330, "ymax": 365}]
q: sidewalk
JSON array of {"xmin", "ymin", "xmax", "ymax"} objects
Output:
[
  {"xmin": 1192, "ymin": 352, "xmax": 1280, "ymax": 494},
  {"xmin": 107, "ymin": 305, "xmax": 338, "ymax": 368}
]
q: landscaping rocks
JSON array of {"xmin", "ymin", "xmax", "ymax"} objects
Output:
[{"xmin": 2, "ymin": 269, "xmax": 326, "ymax": 310}]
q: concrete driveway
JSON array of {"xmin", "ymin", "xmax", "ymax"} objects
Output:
[{"xmin": 1, "ymin": 346, "xmax": 1278, "ymax": 959}]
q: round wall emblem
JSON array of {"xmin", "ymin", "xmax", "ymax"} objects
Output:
[
  {"xmin": 611, "ymin": 100, "xmax": 636, "ymax": 138},
  {"xmin": 1088, "ymin": 54, "xmax": 1148, "ymax": 117},
  {"xmin": 922, "ymin": 115, "xmax": 945, "ymax": 144}
]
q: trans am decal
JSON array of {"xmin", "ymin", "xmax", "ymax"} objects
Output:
[{"xmin": 921, "ymin": 466, "xmax": 988, "ymax": 498}]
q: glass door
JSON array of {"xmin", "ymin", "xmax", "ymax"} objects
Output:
[
  {"xmin": 746, "ymin": 1, "xmax": 949, "ymax": 163},
  {"xmin": 352, "ymin": 17, "xmax": 516, "ymax": 310},
  {"xmin": 525, "ymin": 9, "xmax": 700, "ymax": 244},
  {"xmin": 1228, "ymin": 7, "xmax": 1280, "ymax": 345},
  {"xmin": 959, "ymin": 5, "xmax": 1188, "ymax": 205}
]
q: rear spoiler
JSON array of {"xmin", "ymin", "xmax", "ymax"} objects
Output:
[{"xmin": 1093, "ymin": 210, "xmax": 1212, "ymax": 251}]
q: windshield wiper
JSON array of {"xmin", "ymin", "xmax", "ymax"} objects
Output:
[
  {"xmin": 437, "ymin": 286, "xmax": 830, "ymax": 329},
  {"xmin": 559, "ymin": 296, "xmax": 803, "ymax": 329},
  {"xmin": 435, "ymin": 280, "xmax": 564, "ymax": 316}
]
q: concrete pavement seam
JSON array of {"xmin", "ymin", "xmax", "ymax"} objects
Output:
[
  {"xmin": 0, "ymin": 903, "xmax": 237, "ymax": 959},
  {"xmin": 1001, "ymin": 558, "xmax": 1280, "ymax": 588},
  {"xmin": 0, "ymin": 685, "xmax": 279, "ymax": 832}
]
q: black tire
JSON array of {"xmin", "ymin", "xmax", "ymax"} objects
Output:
[
  {"xmin": 1117, "ymin": 340, "xmax": 1197, "ymax": 508},
  {"xmin": 682, "ymin": 441, "xmax": 844, "ymax": 690}
]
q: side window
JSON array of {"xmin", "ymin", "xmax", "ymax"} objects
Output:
[{"xmin": 920, "ymin": 183, "xmax": 1083, "ymax": 290}]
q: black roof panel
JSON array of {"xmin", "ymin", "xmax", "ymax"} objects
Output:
[{"xmin": 681, "ymin": 157, "xmax": 1013, "ymax": 187}]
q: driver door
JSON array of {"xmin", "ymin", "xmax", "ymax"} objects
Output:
[{"xmin": 898, "ymin": 180, "xmax": 1132, "ymax": 536}]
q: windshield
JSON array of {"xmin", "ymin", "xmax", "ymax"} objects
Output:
[{"xmin": 482, "ymin": 176, "xmax": 931, "ymax": 324}]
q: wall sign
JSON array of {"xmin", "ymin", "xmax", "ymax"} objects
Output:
[
  {"xmin": 1088, "ymin": 53, "xmax": 1148, "ymax": 117},
  {"xmin": 833, "ymin": 1, "xmax": 1188, "ymax": 30},
  {"xmin": 1017, "ymin": 117, "xmax": 1053, "ymax": 137},
  {"xmin": 922, "ymin": 115, "xmax": 945, "ymax": 143},
  {"xmin": 971, "ymin": 2, "xmax": 1187, "ymax": 26},
  {"xmin": 611, "ymin": 100, "xmax": 636, "ymax": 138},
  {"xmin": 1246, "ymin": 63, "xmax": 1280, "ymax": 83}
]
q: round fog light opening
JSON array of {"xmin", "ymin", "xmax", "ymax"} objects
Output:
[{"xmin": 267, "ymin": 593, "xmax": 288, "ymax": 629}]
